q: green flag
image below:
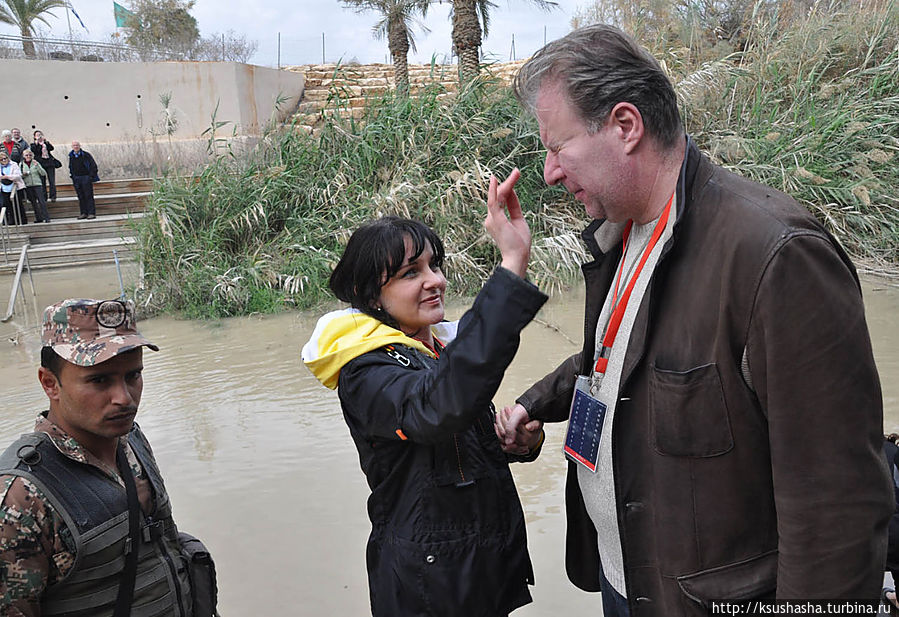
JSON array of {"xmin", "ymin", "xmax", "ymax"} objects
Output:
[{"xmin": 113, "ymin": 1, "xmax": 136, "ymax": 28}]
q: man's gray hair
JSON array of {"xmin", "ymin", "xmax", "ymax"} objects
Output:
[{"xmin": 513, "ymin": 24, "xmax": 683, "ymax": 150}]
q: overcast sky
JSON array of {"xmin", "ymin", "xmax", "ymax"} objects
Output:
[{"xmin": 3, "ymin": 0, "xmax": 581, "ymax": 67}]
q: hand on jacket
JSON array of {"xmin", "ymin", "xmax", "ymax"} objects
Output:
[
  {"xmin": 495, "ymin": 403, "xmax": 543, "ymax": 455},
  {"xmin": 485, "ymin": 169, "xmax": 531, "ymax": 278}
]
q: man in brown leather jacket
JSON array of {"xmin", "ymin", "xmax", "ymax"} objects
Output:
[{"xmin": 496, "ymin": 24, "xmax": 892, "ymax": 617}]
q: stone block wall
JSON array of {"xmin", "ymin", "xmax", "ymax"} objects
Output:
[{"xmin": 285, "ymin": 60, "xmax": 526, "ymax": 131}]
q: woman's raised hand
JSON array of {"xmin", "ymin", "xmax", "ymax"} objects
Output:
[{"xmin": 485, "ymin": 168, "xmax": 531, "ymax": 278}]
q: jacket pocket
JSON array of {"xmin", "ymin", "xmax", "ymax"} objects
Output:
[
  {"xmin": 677, "ymin": 550, "xmax": 778, "ymax": 607},
  {"xmin": 431, "ymin": 436, "xmax": 476, "ymax": 487},
  {"xmin": 382, "ymin": 534, "xmax": 508, "ymax": 617},
  {"xmin": 369, "ymin": 536, "xmax": 428, "ymax": 616},
  {"xmin": 430, "ymin": 409, "xmax": 501, "ymax": 487},
  {"xmin": 650, "ymin": 362, "xmax": 733, "ymax": 457}
]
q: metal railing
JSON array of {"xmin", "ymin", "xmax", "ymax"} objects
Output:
[
  {"xmin": 1, "ymin": 194, "xmax": 29, "ymax": 265},
  {"xmin": 0, "ymin": 206, "xmax": 8, "ymax": 265},
  {"xmin": 0, "ymin": 33, "xmax": 181, "ymax": 63},
  {"xmin": 2, "ymin": 244, "xmax": 35, "ymax": 323}
]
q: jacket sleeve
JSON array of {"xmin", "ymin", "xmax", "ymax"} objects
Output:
[
  {"xmin": 338, "ymin": 267, "xmax": 547, "ymax": 444},
  {"xmin": 746, "ymin": 231, "xmax": 892, "ymax": 599},
  {"xmin": 516, "ymin": 351, "xmax": 582, "ymax": 423},
  {"xmin": 8, "ymin": 162, "xmax": 22, "ymax": 183},
  {"xmin": 0, "ymin": 476, "xmax": 71, "ymax": 617}
]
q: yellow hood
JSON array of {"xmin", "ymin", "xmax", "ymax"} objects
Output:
[{"xmin": 302, "ymin": 308, "xmax": 452, "ymax": 390}]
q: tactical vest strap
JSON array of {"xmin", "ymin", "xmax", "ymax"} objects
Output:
[
  {"xmin": 113, "ymin": 443, "xmax": 141, "ymax": 617},
  {"xmin": 0, "ymin": 432, "xmax": 87, "ymax": 563}
]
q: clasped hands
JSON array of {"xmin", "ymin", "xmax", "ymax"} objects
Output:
[{"xmin": 494, "ymin": 403, "xmax": 544, "ymax": 455}]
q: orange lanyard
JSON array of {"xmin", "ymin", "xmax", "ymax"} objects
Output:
[
  {"xmin": 427, "ymin": 337, "xmax": 444, "ymax": 358},
  {"xmin": 594, "ymin": 194, "xmax": 673, "ymax": 374}
]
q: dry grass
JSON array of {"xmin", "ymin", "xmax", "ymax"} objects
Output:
[{"xmin": 672, "ymin": 0, "xmax": 899, "ymax": 267}]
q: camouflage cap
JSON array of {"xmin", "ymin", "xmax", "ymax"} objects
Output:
[{"xmin": 41, "ymin": 298, "xmax": 159, "ymax": 366}]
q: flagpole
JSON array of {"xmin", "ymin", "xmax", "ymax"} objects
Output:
[{"xmin": 65, "ymin": 2, "xmax": 75, "ymax": 59}]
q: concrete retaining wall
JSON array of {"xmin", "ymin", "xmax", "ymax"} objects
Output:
[
  {"xmin": 1, "ymin": 59, "xmax": 305, "ymax": 144},
  {"xmin": 0, "ymin": 59, "xmax": 529, "ymax": 178}
]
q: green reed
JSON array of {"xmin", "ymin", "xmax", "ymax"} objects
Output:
[{"xmin": 135, "ymin": 78, "xmax": 586, "ymax": 318}]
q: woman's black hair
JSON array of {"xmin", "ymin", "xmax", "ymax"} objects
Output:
[{"xmin": 329, "ymin": 216, "xmax": 445, "ymax": 327}]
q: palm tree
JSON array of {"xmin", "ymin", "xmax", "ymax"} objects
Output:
[
  {"xmin": 452, "ymin": 0, "xmax": 556, "ymax": 83},
  {"xmin": 343, "ymin": 0, "xmax": 429, "ymax": 95},
  {"xmin": 0, "ymin": 0, "xmax": 67, "ymax": 58}
]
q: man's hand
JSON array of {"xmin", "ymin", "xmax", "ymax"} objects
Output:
[
  {"xmin": 495, "ymin": 403, "xmax": 544, "ymax": 455},
  {"xmin": 484, "ymin": 169, "xmax": 531, "ymax": 278}
]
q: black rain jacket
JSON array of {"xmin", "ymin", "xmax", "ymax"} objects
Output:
[{"xmin": 337, "ymin": 267, "xmax": 547, "ymax": 616}]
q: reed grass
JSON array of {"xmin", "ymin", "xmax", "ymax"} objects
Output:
[
  {"xmin": 135, "ymin": 79, "xmax": 586, "ymax": 317},
  {"xmin": 674, "ymin": 0, "xmax": 899, "ymax": 267},
  {"xmin": 136, "ymin": 0, "xmax": 898, "ymax": 317}
]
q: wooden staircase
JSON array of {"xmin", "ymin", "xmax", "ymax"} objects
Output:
[{"xmin": 1, "ymin": 178, "xmax": 152, "ymax": 273}]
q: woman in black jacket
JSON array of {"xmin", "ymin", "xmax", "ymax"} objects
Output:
[
  {"xmin": 303, "ymin": 171, "xmax": 546, "ymax": 616},
  {"xmin": 30, "ymin": 130, "xmax": 59, "ymax": 201}
]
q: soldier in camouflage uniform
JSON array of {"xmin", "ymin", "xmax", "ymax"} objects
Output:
[{"xmin": 0, "ymin": 298, "xmax": 196, "ymax": 617}]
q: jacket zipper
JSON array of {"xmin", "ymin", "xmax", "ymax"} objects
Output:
[{"xmin": 452, "ymin": 434, "xmax": 468, "ymax": 485}]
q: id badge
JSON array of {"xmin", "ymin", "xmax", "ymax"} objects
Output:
[{"xmin": 563, "ymin": 375, "xmax": 607, "ymax": 472}]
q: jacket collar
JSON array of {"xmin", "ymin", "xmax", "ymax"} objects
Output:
[
  {"xmin": 35, "ymin": 412, "xmax": 138, "ymax": 484},
  {"xmin": 302, "ymin": 308, "xmax": 459, "ymax": 390},
  {"xmin": 672, "ymin": 136, "xmax": 707, "ymax": 234}
]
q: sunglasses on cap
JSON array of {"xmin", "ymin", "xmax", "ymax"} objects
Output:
[{"xmin": 95, "ymin": 299, "xmax": 128, "ymax": 328}]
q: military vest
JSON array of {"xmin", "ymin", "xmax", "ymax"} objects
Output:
[{"xmin": 0, "ymin": 423, "xmax": 192, "ymax": 617}]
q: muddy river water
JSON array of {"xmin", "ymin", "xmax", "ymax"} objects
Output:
[{"xmin": 1, "ymin": 264, "xmax": 898, "ymax": 615}]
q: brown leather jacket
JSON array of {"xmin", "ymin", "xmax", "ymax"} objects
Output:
[{"xmin": 518, "ymin": 138, "xmax": 892, "ymax": 616}]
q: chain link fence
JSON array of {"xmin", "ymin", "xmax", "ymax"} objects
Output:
[{"xmin": 0, "ymin": 34, "xmax": 184, "ymax": 63}]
